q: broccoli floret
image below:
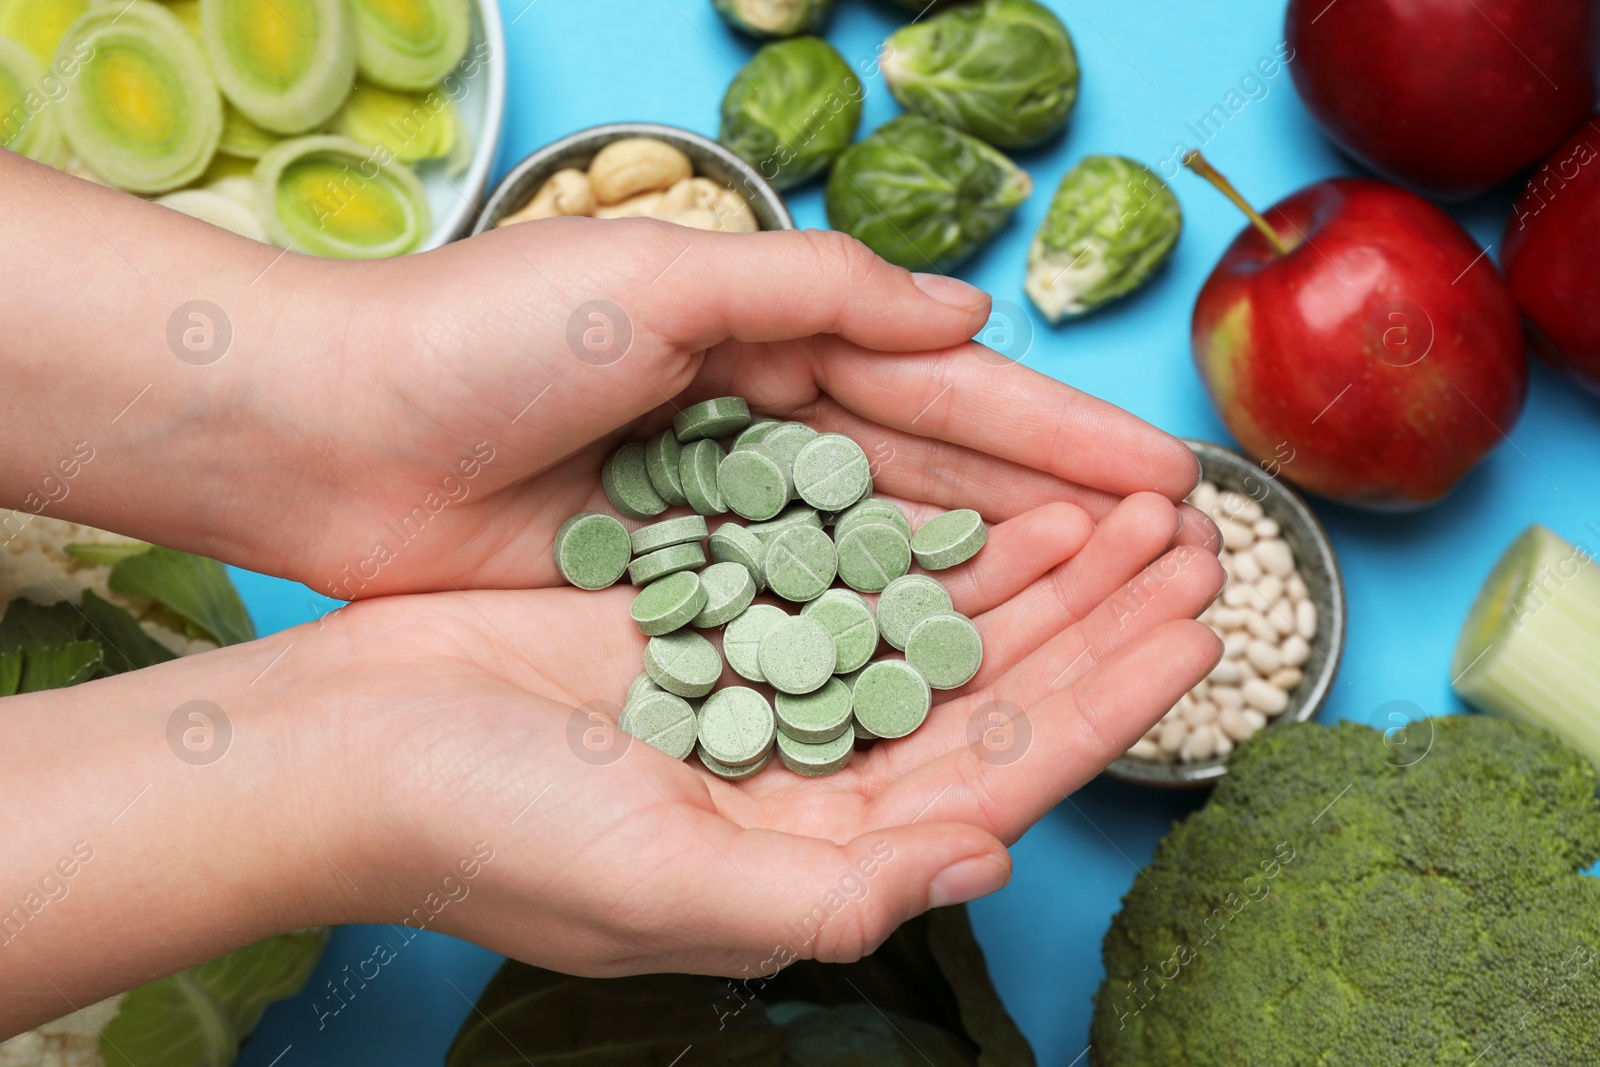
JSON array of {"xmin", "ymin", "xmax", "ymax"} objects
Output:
[{"xmin": 1091, "ymin": 717, "xmax": 1600, "ymax": 1066}]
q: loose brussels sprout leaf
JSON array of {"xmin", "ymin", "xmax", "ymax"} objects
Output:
[
  {"xmin": 825, "ymin": 113, "xmax": 1031, "ymax": 271},
  {"xmin": 712, "ymin": 0, "xmax": 834, "ymax": 38},
  {"xmin": 100, "ymin": 974, "xmax": 237, "ymax": 1067},
  {"xmin": 335, "ymin": 80, "xmax": 453, "ymax": 163},
  {"xmin": 217, "ymin": 100, "xmax": 281, "ymax": 158},
  {"xmin": 187, "ymin": 928, "xmax": 329, "ymax": 1035},
  {"xmin": 107, "ymin": 544, "xmax": 257, "ymax": 646},
  {"xmin": 0, "ymin": 36, "xmax": 69, "ymax": 165},
  {"xmin": 0, "ymin": 0, "xmax": 88, "ymax": 62},
  {"xmin": 156, "ymin": 187, "xmax": 270, "ymax": 241},
  {"xmin": 348, "ymin": 0, "xmax": 469, "ymax": 92},
  {"xmin": 53, "ymin": 1, "xmax": 222, "ymax": 193},
  {"xmin": 1024, "ymin": 154, "xmax": 1181, "ymax": 322},
  {"xmin": 255, "ymin": 133, "xmax": 431, "ymax": 258},
  {"xmin": 883, "ymin": 0, "xmax": 1079, "ymax": 148},
  {"xmin": 720, "ymin": 36, "xmax": 861, "ymax": 190},
  {"xmin": 199, "ymin": 0, "xmax": 358, "ymax": 134}
]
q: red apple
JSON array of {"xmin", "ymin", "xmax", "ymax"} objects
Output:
[
  {"xmin": 1502, "ymin": 113, "xmax": 1600, "ymax": 393},
  {"xmin": 1285, "ymin": 0, "xmax": 1599, "ymax": 200},
  {"xmin": 1185, "ymin": 156, "xmax": 1527, "ymax": 509}
]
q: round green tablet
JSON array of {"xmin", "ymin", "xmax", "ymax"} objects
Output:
[
  {"xmin": 644, "ymin": 429, "xmax": 688, "ymax": 507},
  {"xmin": 745, "ymin": 504, "xmax": 823, "ymax": 542},
  {"xmin": 876, "ymin": 574, "xmax": 955, "ymax": 650},
  {"xmin": 801, "ymin": 591, "xmax": 879, "ymax": 673},
  {"xmin": 904, "ymin": 612, "xmax": 983, "ymax": 689},
  {"xmin": 764, "ymin": 525, "xmax": 838, "ymax": 602},
  {"xmin": 691, "ymin": 561, "xmax": 758, "ymax": 628},
  {"xmin": 679, "ymin": 438, "xmax": 728, "ymax": 516},
  {"xmin": 834, "ymin": 498, "xmax": 911, "ymax": 541},
  {"xmin": 697, "ymin": 743, "xmax": 772, "ymax": 781},
  {"xmin": 776, "ymin": 727, "xmax": 855, "ymax": 777},
  {"xmin": 708, "ymin": 522, "xmax": 766, "ymax": 590},
  {"xmin": 697, "ymin": 685, "xmax": 775, "ymax": 766},
  {"xmin": 774, "ymin": 677, "xmax": 854, "ymax": 743},
  {"xmin": 626, "ymin": 672, "xmax": 664, "ymax": 706},
  {"xmin": 717, "ymin": 448, "xmax": 790, "ymax": 521},
  {"xmin": 835, "ymin": 521, "xmax": 912, "ymax": 593},
  {"xmin": 730, "ymin": 417, "xmax": 779, "ymax": 450},
  {"xmin": 674, "ymin": 396, "xmax": 751, "ymax": 442},
  {"xmin": 628, "ymin": 541, "xmax": 707, "ymax": 585},
  {"xmin": 852, "ymin": 716, "xmax": 877, "ymax": 740},
  {"xmin": 752, "ymin": 421, "xmax": 818, "ymax": 494},
  {"xmin": 911, "ymin": 509, "xmax": 988, "ymax": 570},
  {"xmin": 644, "ymin": 630, "xmax": 724, "ymax": 698},
  {"xmin": 552, "ymin": 511, "xmax": 631, "ymax": 590},
  {"xmin": 852, "ymin": 660, "xmax": 932, "ymax": 739},
  {"xmin": 630, "ymin": 571, "xmax": 707, "ymax": 636},
  {"xmin": 619, "ymin": 690, "xmax": 698, "ymax": 760},
  {"xmin": 723, "ymin": 603, "xmax": 788, "ymax": 682},
  {"xmin": 792, "ymin": 433, "xmax": 873, "ymax": 512},
  {"xmin": 758, "ymin": 615, "xmax": 837, "ymax": 694},
  {"xmin": 601, "ymin": 442, "xmax": 668, "ymax": 520},
  {"xmin": 630, "ymin": 514, "xmax": 708, "ymax": 556}
]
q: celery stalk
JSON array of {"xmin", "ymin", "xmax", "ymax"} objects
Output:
[{"xmin": 1452, "ymin": 525, "xmax": 1600, "ymax": 767}]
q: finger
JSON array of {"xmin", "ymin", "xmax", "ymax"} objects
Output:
[
  {"xmin": 925, "ymin": 501, "xmax": 1094, "ymax": 618},
  {"xmin": 1175, "ymin": 503, "xmax": 1222, "ymax": 554},
  {"xmin": 862, "ymin": 620, "xmax": 1221, "ymax": 841}
]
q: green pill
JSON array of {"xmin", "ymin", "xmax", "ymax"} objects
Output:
[
  {"xmin": 697, "ymin": 743, "xmax": 772, "ymax": 781},
  {"xmin": 619, "ymin": 690, "xmax": 698, "ymax": 761},
  {"xmin": 630, "ymin": 514, "xmax": 709, "ymax": 556},
  {"xmin": 717, "ymin": 448, "xmax": 790, "ymax": 521},
  {"xmin": 835, "ymin": 521, "xmax": 912, "ymax": 593},
  {"xmin": 835, "ymin": 497, "xmax": 911, "ymax": 541},
  {"xmin": 852, "ymin": 716, "xmax": 877, "ymax": 740},
  {"xmin": 876, "ymin": 574, "xmax": 954, "ymax": 650},
  {"xmin": 745, "ymin": 504, "xmax": 823, "ymax": 542},
  {"xmin": 792, "ymin": 433, "xmax": 873, "ymax": 512},
  {"xmin": 764, "ymin": 524, "xmax": 838, "ymax": 602},
  {"xmin": 644, "ymin": 630, "xmax": 724, "ymax": 698},
  {"xmin": 752, "ymin": 421, "xmax": 818, "ymax": 493},
  {"xmin": 801, "ymin": 591, "xmax": 879, "ymax": 673},
  {"xmin": 774, "ymin": 677, "xmax": 854, "ymax": 743},
  {"xmin": 697, "ymin": 685, "xmax": 776, "ymax": 766},
  {"xmin": 708, "ymin": 522, "xmax": 767, "ymax": 590},
  {"xmin": 691, "ymin": 561, "xmax": 758, "ymax": 628},
  {"xmin": 553, "ymin": 511, "xmax": 632, "ymax": 590},
  {"xmin": 679, "ymin": 438, "xmax": 729, "ymax": 516},
  {"xmin": 674, "ymin": 396, "xmax": 752, "ymax": 442},
  {"xmin": 776, "ymin": 727, "xmax": 855, "ymax": 777},
  {"xmin": 852, "ymin": 659, "xmax": 932, "ymax": 739},
  {"xmin": 628, "ymin": 541, "xmax": 707, "ymax": 585},
  {"xmin": 731, "ymin": 417, "xmax": 779, "ymax": 450},
  {"xmin": 723, "ymin": 603, "xmax": 788, "ymax": 683},
  {"xmin": 904, "ymin": 611, "xmax": 983, "ymax": 689},
  {"xmin": 626, "ymin": 672, "xmax": 664, "ymax": 706},
  {"xmin": 644, "ymin": 429, "xmax": 689, "ymax": 507},
  {"xmin": 601, "ymin": 442, "xmax": 668, "ymax": 520},
  {"xmin": 758, "ymin": 615, "xmax": 838, "ymax": 694},
  {"xmin": 911, "ymin": 508, "xmax": 988, "ymax": 570},
  {"xmin": 630, "ymin": 571, "xmax": 706, "ymax": 636}
]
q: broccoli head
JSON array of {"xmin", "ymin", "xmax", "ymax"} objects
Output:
[{"xmin": 1091, "ymin": 716, "xmax": 1600, "ymax": 1065}]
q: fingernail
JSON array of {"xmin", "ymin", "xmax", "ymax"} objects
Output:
[
  {"xmin": 912, "ymin": 272, "xmax": 989, "ymax": 313},
  {"xmin": 928, "ymin": 855, "xmax": 1009, "ymax": 909}
]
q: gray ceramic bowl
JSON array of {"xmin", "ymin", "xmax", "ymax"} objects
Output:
[
  {"xmin": 473, "ymin": 122, "xmax": 795, "ymax": 235},
  {"xmin": 1105, "ymin": 439, "xmax": 1346, "ymax": 788}
]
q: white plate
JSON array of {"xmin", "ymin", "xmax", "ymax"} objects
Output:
[{"xmin": 418, "ymin": 0, "xmax": 507, "ymax": 249}]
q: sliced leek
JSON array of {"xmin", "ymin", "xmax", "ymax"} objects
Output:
[
  {"xmin": 334, "ymin": 80, "xmax": 451, "ymax": 162},
  {"xmin": 217, "ymin": 100, "xmax": 280, "ymax": 157},
  {"xmin": 0, "ymin": 0, "xmax": 89, "ymax": 63},
  {"xmin": 255, "ymin": 133, "xmax": 430, "ymax": 258},
  {"xmin": 348, "ymin": 0, "xmax": 469, "ymax": 91},
  {"xmin": 155, "ymin": 187, "xmax": 268, "ymax": 241},
  {"xmin": 1452, "ymin": 525, "xmax": 1600, "ymax": 769},
  {"xmin": 163, "ymin": 0, "xmax": 203, "ymax": 38},
  {"xmin": 54, "ymin": 1, "xmax": 222, "ymax": 194},
  {"xmin": 199, "ymin": 0, "xmax": 357, "ymax": 134},
  {"xmin": 0, "ymin": 34, "xmax": 68, "ymax": 166},
  {"xmin": 198, "ymin": 149, "xmax": 257, "ymax": 182}
]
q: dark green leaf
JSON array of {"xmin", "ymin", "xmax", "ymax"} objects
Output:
[
  {"xmin": 187, "ymin": 928, "xmax": 329, "ymax": 1035},
  {"xmin": 109, "ymin": 547, "xmax": 255, "ymax": 647},
  {"xmin": 0, "ymin": 651, "xmax": 22, "ymax": 697},
  {"xmin": 99, "ymin": 974, "xmax": 236, "ymax": 1067},
  {"xmin": 65, "ymin": 541, "xmax": 154, "ymax": 567},
  {"xmin": 79, "ymin": 590, "xmax": 178, "ymax": 676},
  {"xmin": 771, "ymin": 1002, "xmax": 975, "ymax": 1066},
  {"xmin": 926, "ymin": 907, "xmax": 1035, "ymax": 1067},
  {"xmin": 20, "ymin": 640, "xmax": 104, "ymax": 691},
  {"xmin": 0, "ymin": 598, "xmax": 87, "ymax": 654}
]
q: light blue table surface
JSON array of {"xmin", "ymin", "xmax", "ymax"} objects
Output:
[{"xmin": 233, "ymin": 1, "xmax": 1600, "ymax": 1064}]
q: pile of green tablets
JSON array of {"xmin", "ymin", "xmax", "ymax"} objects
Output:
[{"xmin": 554, "ymin": 397, "xmax": 988, "ymax": 780}]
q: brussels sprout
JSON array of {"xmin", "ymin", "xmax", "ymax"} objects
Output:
[
  {"xmin": 882, "ymin": 0, "xmax": 1079, "ymax": 148},
  {"xmin": 1024, "ymin": 154, "xmax": 1181, "ymax": 322},
  {"xmin": 720, "ymin": 37, "xmax": 861, "ymax": 190},
  {"xmin": 825, "ymin": 113, "xmax": 1031, "ymax": 271},
  {"xmin": 712, "ymin": 0, "xmax": 833, "ymax": 38}
]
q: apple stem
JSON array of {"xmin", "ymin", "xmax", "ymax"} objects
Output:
[{"xmin": 1182, "ymin": 151, "xmax": 1294, "ymax": 256}]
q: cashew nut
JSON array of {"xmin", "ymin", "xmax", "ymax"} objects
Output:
[
  {"xmin": 657, "ymin": 177, "xmax": 759, "ymax": 233},
  {"xmin": 496, "ymin": 168, "xmax": 596, "ymax": 227},
  {"xmin": 587, "ymin": 138, "xmax": 694, "ymax": 205},
  {"xmin": 594, "ymin": 191, "xmax": 666, "ymax": 219}
]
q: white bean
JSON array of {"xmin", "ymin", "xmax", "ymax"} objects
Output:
[
  {"xmin": 1253, "ymin": 518, "xmax": 1280, "ymax": 539},
  {"xmin": 1190, "ymin": 679, "xmax": 1210, "ymax": 701},
  {"xmin": 1256, "ymin": 574, "xmax": 1284, "ymax": 605},
  {"xmin": 1158, "ymin": 719, "xmax": 1189, "ymax": 754},
  {"xmin": 1243, "ymin": 678, "xmax": 1289, "ymax": 714},
  {"xmin": 1246, "ymin": 640, "xmax": 1282, "ymax": 674},
  {"xmin": 1280, "ymin": 634, "xmax": 1310, "ymax": 667},
  {"xmin": 1245, "ymin": 612, "xmax": 1278, "ymax": 644},
  {"xmin": 1180, "ymin": 724, "xmax": 1219, "ymax": 762},
  {"xmin": 1128, "ymin": 738, "xmax": 1161, "ymax": 762},
  {"xmin": 1232, "ymin": 550, "xmax": 1263, "ymax": 582},
  {"xmin": 1219, "ymin": 520, "xmax": 1255, "ymax": 551},
  {"xmin": 1223, "ymin": 631, "xmax": 1251, "ymax": 658},
  {"xmin": 1268, "ymin": 598, "xmax": 1297, "ymax": 636},
  {"xmin": 1186, "ymin": 700, "xmax": 1219, "ymax": 725},
  {"xmin": 1286, "ymin": 574, "xmax": 1308, "ymax": 602},
  {"xmin": 1214, "ymin": 731, "xmax": 1235, "ymax": 757},
  {"xmin": 1253, "ymin": 538, "xmax": 1295, "ymax": 578},
  {"xmin": 1208, "ymin": 659, "xmax": 1242, "ymax": 684},
  {"xmin": 1269, "ymin": 666, "xmax": 1304, "ymax": 690},
  {"xmin": 1211, "ymin": 607, "xmax": 1244, "ymax": 630},
  {"xmin": 1237, "ymin": 658, "xmax": 1262, "ymax": 682},
  {"xmin": 1296, "ymin": 599, "xmax": 1319, "ymax": 640},
  {"xmin": 1190, "ymin": 481, "xmax": 1219, "ymax": 514},
  {"xmin": 1242, "ymin": 709, "xmax": 1267, "ymax": 733},
  {"xmin": 1218, "ymin": 706, "xmax": 1252, "ymax": 741},
  {"xmin": 1217, "ymin": 491, "xmax": 1251, "ymax": 518},
  {"xmin": 1211, "ymin": 685, "xmax": 1243, "ymax": 710},
  {"xmin": 1222, "ymin": 584, "xmax": 1252, "ymax": 609}
]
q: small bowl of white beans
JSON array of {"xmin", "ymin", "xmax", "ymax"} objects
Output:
[{"xmin": 1105, "ymin": 439, "xmax": 1346, "ymax": 789}]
